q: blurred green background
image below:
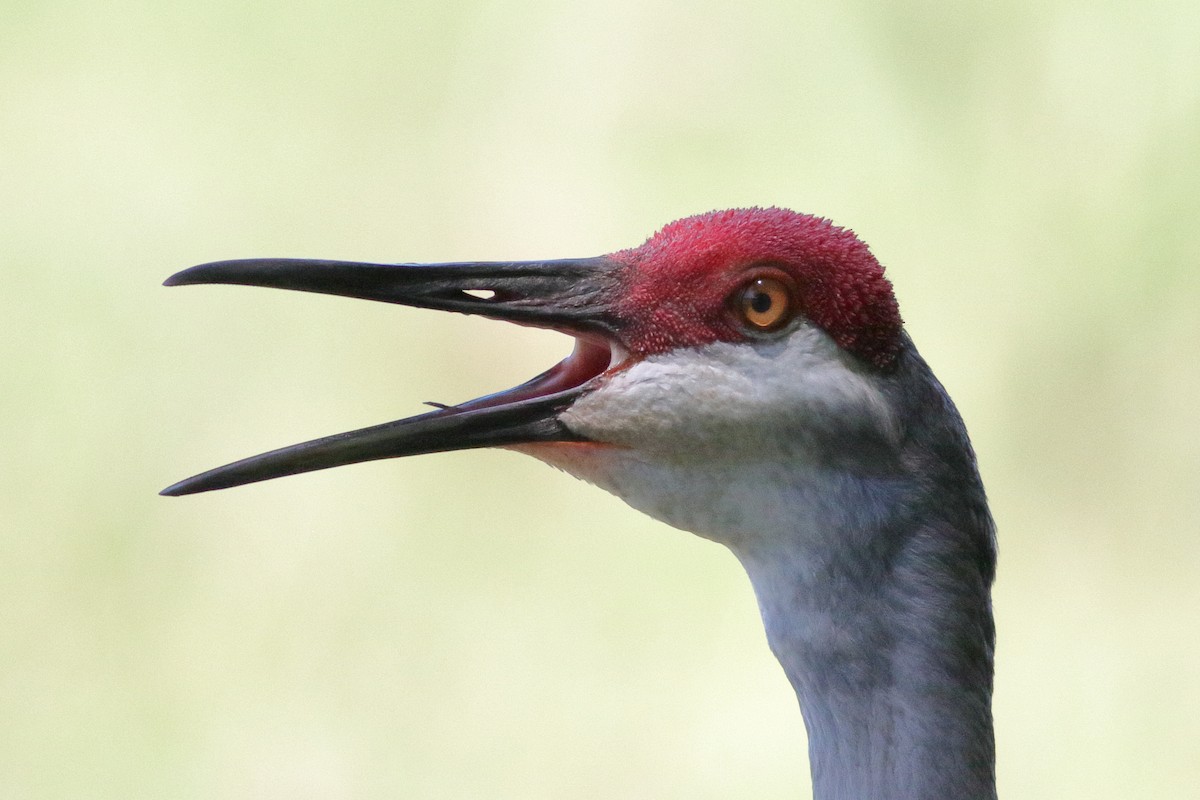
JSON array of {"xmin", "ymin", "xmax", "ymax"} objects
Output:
[{"xmin": 3, "ymin": 1, "xmax": 1198, "ymax": 797}]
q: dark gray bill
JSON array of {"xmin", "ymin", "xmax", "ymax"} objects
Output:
[
  {"xmin": 161, "ymin": 256, "xmax": 622, "ymax": 495},
  {"xmin": 163, "ymin": 256, "xmax": 621, "ymax": 336},
  {"xmin": 160, "ymin": 389, "xmax": 588, "ymax": 496}
]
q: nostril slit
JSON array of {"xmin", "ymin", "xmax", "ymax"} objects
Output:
[{"xmin": 463, "ymin": 289, "xmax": 496, "ymax": 300}]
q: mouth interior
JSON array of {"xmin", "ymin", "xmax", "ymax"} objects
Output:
[{"xmin": 450, "ymin": 336, "xmax": 622, "ymax": 414}]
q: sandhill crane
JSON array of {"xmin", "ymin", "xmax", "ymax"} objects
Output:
[{"xmin": 163, "ymin": 208, "xmax": 997, "ymax": 800}]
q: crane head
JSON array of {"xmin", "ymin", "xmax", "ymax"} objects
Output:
[
  {"xmin": 162, "ymin": 208, "xmax": 1000, "ymax": 798},
  {"xmin": 162, "ymin": 208, "xmax": 907, "ymax": 542}
]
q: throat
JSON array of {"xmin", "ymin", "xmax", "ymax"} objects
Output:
[
  {"xmin": 733, "ymin": 508, "xmax": 997, "ymax": 800},
  {"xmin": 543, "ymin": 444, "xmax": 1000, "ymax": 799},
  {"xmin": 543, "ymin": 332, "xmax": 997, "ymax": 798}
]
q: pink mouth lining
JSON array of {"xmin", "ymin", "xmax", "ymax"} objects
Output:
[{"xmin": 450, "ymin": 337, "xmax": 616, "ymax": 414}]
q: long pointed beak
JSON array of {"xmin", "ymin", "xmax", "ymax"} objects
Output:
[{"xmin": 161, "ymin": 256, "xmax": 624, "ymax": 496}]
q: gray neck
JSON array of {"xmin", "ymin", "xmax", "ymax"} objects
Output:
[
  {"xmin": 554, "ymin": 333, "xmax": 997, "ymax": 798},
  {"xmin": 736, "ymin": 509, "xmax": 996, "ymax": 800},
  {"xmin": 734, "ymin": 354, "xmax": 997, "ymax": 800}
]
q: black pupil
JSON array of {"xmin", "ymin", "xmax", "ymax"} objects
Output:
[{"xmin": 750, "ymin": 289, "xmax": 773, "ymax": 314}]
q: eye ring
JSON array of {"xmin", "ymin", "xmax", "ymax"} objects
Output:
[{"xmin": 735, "ymin": 275, "xmax": 795, "ymax": 332}]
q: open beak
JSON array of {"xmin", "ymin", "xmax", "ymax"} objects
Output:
[{"xmin": 160, "ymin": 255, "xmax": 625, "ymax": 496}]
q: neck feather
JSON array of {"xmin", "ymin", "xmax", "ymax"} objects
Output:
[
  {"xmin": 734, "ymin": 349, "xmax": 997, "ymax": 800},
  {"xmin": 735, "ymin": 495, "xmax": 996, "ymax": 800},
  {"xmin": 548, "ymin": 335, "xmax": 996, "ymax": 799}
]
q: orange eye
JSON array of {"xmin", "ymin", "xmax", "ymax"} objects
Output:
[{"xmin": 736, "ymin": 277, "xmax": 794, "ymax": 331}]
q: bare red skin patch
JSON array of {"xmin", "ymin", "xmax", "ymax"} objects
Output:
[{"xmin": 610, "ymin": 208, "xmax": 902, "ymax": 369}]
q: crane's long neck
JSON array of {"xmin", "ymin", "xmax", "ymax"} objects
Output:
[
  {"xmin": 548, "ymin": 335, "xmax": 996, "ymax": 799},
  {"xmin": 734, "ymin": 485, "xmax": 996, "ymax": 800},
  {"xmin": 547, "ymin": 448, "xmax": 998, "ymax": 800},
  {"xmin": 725, "ymin": 349, "xmax": 998, "ymax": 800}
]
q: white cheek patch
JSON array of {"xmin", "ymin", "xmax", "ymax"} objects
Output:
[
  {"xmin": 561, "ymin": 326, "xmax": 897, "ymax": 460},
  {"xmin": 517, "ymin": 329, "xmax": 902, "ymax": 547}
]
